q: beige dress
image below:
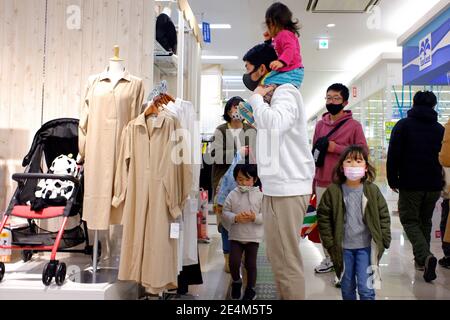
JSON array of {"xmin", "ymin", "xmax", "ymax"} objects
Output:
[
  {"xmin": 79, "ymin": 69, "xmax": 144, "ymax": 230},
  {"xmin": 112, "ymin": 110, "xmax": 192, "ymax": 294}
]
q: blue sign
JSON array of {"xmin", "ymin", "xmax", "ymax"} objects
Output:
[
  {"xmin": 402, "ymin": 7, "xmax": 450, "ymax": 85},
  {"xmin": 202, "ymin": 22, "xmax": 211, "ymax": 43}
]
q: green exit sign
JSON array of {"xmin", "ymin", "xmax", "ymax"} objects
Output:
[{"xmin": 319, "ymin": 39, "xmax": 329, "ymax": 49}]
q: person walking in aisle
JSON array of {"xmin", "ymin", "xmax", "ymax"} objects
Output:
[
  {"xmin": 317, "ymin": 145, "xmax": 391, "ymax": 300},
  {"xmin": 242, "ymin": 42, "xmax": 315, "ymax": 299},
  {"xmin": 387, "ymin": 91, "xmax": 445, "ymax": 282},
  {"xmin": 313, "ymin": 83, "xmax": 367, "ymax": 277},
  {"xmin": 222, "ymin": 164, "xmax": 263, "ymax": 301},
  {"xmin": 439, "ymin": 118, "xmax": 450, "ymax": 268},
  {"xmin": 210, "ymin": 96, "xmax": 256, "ymax": 273}
]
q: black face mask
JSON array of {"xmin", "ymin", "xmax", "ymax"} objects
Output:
[
  {"xmin": 326, "ymin": 103, "xmax": 345, "ymax": 116},
  {"xmin": 243, "ymin": 66, "xmax": 264, "ymax": 91}
]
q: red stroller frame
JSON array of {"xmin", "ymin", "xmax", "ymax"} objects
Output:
[{"xmin": 0, "ymin": 119, "xmax": 97, "ymax": 286}]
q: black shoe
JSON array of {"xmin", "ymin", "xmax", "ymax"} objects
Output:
[
  {"xmin": 438, "ymin": 257, "xmax": 450, "ymax": 269},
  {"xmin": 231, "ymin": 280, "xmax": 242, "ymax": 300},
  {"xmin": 423, "ymin": 255, "xmax": 437, "ymax": 282},
  {"xmin": 242, "ymin": 287, "xmax": 256, "ymax": 300}
]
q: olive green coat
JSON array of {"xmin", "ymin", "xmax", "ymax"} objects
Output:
[{"xmin": 317, "ymin": 182, "xmax": 391, "ymax": 279}]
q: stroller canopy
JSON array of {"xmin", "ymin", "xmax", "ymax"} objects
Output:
[{"xmin": 23, "ymin": 118, "xmax": 79, "ymax": 169}]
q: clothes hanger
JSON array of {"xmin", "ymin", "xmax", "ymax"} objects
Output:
[{"xmin": 145, "ymin": 93, "xmax": 175, "ymax": 117}]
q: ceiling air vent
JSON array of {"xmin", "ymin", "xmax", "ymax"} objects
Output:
[{"xmin": 306, "ymin": 0, "xmax": 380, "ymax": 13}]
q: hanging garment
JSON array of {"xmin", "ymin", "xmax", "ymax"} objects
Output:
[
  {"xmin": 79, "ymin": 69, "xmax": 144, "ymax": 230},
  {"xmin": 166, "ymin": 99, "xmax": 201, "ymax": 266},
  {"xmin": 156, "ymin": 13, "xmax": 178, "ymax": 54},
  {"xmin": 112, "ymin": 110, "xmax": 192, "ymax": 294}
]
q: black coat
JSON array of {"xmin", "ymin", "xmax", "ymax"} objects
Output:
[{"xmin": 387, "ymin": 105, "xmax": 445, "ymax": 191}]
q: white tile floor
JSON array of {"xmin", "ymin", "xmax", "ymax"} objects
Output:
[{"xmin": 189, "ymin": 194, "xmax": 450, "ymax": 300}]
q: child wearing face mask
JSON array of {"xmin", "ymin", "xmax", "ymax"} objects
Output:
[
  {"xmin": 317, "ymin": 145, "xmax": 391, "ymax": 300},
  {"xmin": 222, "ymin": 164, "xmax": 263, "ymax": 300},
  {"xmin": 239, "ymin": 3, "xmax": 303, "ymax": 127}
]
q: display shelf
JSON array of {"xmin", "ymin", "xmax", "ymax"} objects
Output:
[{"xmin": 154, "ymin": 40, "xmax": 178, "ymax": 76}]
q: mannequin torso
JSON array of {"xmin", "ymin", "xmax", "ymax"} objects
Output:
[{"xmin": 108, "ymin": 60, "xmax": 125, "ymax": 88}]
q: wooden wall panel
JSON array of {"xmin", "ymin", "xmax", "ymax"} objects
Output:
[
  {"xmin": 0, "ymin": 0, "xmax": 46, "ymax": 211},
  {"xmin": 0, "ymin": 0, "xmax": 155, "ymax": 212}
]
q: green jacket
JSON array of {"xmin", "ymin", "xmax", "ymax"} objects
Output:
[{"xmin": 317, "ymin": 182, "xmax": 391, "ymax": 279}]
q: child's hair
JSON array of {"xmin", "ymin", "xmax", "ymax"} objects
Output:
[
  {"xmin": 265, "ymin": 2, "xmax": 300, "ymax": 37},
  {"xmin": 333, "ymin": 145, "xmax": 376, "ymax": 184},
  {"xmin": 233, "ymin": 164, "xmax": 260, "ymax": 187},
  {"xmin": 327, "ymin": 83, "xmax": 350, "ymax": 102}
]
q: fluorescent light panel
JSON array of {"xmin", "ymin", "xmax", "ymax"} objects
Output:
[{"xmin": 202, "ymin": 55, "xmax": 238, "ymax": 60}]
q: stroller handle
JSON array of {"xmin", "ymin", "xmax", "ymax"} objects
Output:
[{"xmin": 12, "ymin": 173, "xmax": 80, "ymax": 185}]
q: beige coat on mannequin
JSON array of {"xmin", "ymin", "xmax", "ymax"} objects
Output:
[
  {"xmin": 79, "ymin": 69, "xmax": 144, "ymax": 230},
  {"xmin": 112, "ymin": 110, "xmax": 192, "ymax": 294}
]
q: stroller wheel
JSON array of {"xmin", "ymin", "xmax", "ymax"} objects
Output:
[
  {"xmin": 0, "ymin": 262, "xmax": 5, "ymax": 282},
  {"xmin": 22, "ymin": 250, "xmax": 33, "ymax": 262},
  {"xmin": 55, "ymin": 263, "xmax": 66, "ymax": 286},
  {"xmin": 42, "ymin": 262, "xmax": 56, "ymax": 286}
]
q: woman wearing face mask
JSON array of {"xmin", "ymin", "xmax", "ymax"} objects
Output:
[
  {"xmin": 317, "ymin": 145, "xmax": 391, "ymax": 300},
  {"xmin": 211, "ymin": 96, "xmax": 256, "ymax": 273}
]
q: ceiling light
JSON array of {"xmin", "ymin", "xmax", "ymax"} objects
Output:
[
  {"xmin": 327, "ymin": 23, "xmax": 336, "ymax": 28},
  {"xmin": 202, "ymin": 55, "xmax": 239, "ymax": 60},
  {"xmin": 223, "ymin": 89, "xmax": 246, "ymax": 92},
  {"xmin": 198, "ymin": 24, "xmax": 232, "ymax": 29}
]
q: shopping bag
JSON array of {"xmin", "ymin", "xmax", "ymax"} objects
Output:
[{"xmin": 300, "ymin": 194, "xmax": 321, "ymax": 243}]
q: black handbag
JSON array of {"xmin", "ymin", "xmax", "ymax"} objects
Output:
[{"xmin": 312, "ymin": 119, "xmax": 349, "ymax": 167}]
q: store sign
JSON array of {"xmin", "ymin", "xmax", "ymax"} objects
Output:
[
  {"xmin": 319, "ymin": 39, "xmax": 329, "ymax": 49},
  {"xmin": 419, "ymin": 33, "xmax": 432, "ymax": 71},
  {"xmin": 202, "ymin": 22, "xmax": 211, "ymax": 43},
  {"xmin": 385, "ymin": 121, "xmax": 397, "ymax": 143}
]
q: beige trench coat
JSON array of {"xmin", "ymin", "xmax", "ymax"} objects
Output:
[
  {"xmin": 79, "ymin": 69, "xmax": 144, "ymax": 230},
  {"xmin": 112, "ymin": 110, "xmax": 192, "ymax": 294}
]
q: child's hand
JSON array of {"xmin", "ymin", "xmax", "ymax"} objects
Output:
[
  {"xmin": 254, "ymin": 85, "xmax": 275, "ymax": 97},
  {"xmin": 270, "ymin": 60, "xmax": 284, "ymax": 71},
  {"xmin": 263, "ymin": 31, "xmax": 271, "ymax": 41},
  {"xmin": 247, "ymin": 211, "xmax": 256, "ymax": 222},
  {"xmin": 235, "ymin": 213, "xmax": 246, "ymax": 224}
]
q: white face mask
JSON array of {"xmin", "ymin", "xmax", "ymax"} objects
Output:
[
  {"xmin": 231, "ymin": 112, "xmax": 243, "ymax": 121},
  {"xmin": 238, "ymin": 185, "xmax": 252, "ymax": 193},
  {"xmin": 343, "ymin": 167, "xmax": 366, "ymax": 181}
]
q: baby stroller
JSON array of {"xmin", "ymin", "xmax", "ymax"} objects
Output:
[{"xmin": 0, "ymin": 118, "xmax": 97, "ymax": 286}]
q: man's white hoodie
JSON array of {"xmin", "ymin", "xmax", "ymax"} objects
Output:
[{"xmin": 249, "ymin": 83, "xmax": 315, "ymax": 197}]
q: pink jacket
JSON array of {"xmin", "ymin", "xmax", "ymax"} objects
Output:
[
  {"xmin": 273, "ymin": 30, "xmax": 303, "ymax": 72},
  {"xmin": 313, "ymin": 111, "xmax": 367, "ymax": 188}
]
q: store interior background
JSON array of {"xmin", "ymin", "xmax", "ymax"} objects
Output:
[{"xmin": 0, "ymin": 0, "xmax": 449, "ymax": 299}]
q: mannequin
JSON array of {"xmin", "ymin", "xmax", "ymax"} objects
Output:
[
  {"xmin": 78, "ymin": 44, "xmax": 145, "ymax": 282},
  {"xmin": 108, "ymin": 46, "xmax": 125, "ymax": 87},
  {"xmin": 162, "ymin": 6, "xmax": 172, "ymax": 18}
]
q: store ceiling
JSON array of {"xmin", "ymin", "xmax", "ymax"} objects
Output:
[{"xmin": 188, "ymin": 0, "xmax": 442, "ymax": 119}]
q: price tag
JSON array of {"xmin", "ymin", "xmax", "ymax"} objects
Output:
[{"xmin": 170, "ymin": 223, "xmax": 180, "ymax": 239}]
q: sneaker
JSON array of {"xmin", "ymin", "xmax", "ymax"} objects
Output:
[
  {"xmin": 315, "ymin": 258, "xmax": 334, "ymax": 273},
  {"xmin": 423, "ymin": 255, "xmax": 437, "ymax": 282},
  {"xmin": 438, "ymin": 257, "xmax": 450, "ymax": 269},
  {"xmin": 414, "ymin": 261, "xmax": 425, "ymax": 271},
  {"xmin": 231, "ymin": 280, "xmax": 242, "ymax": 300},
  {"xmin": 242, "ymin": 288, "xmax": 256, "ymax": 301}
]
